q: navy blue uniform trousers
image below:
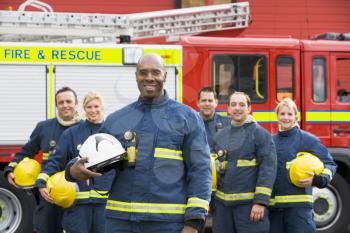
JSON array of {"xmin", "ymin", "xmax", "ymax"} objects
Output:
[
  {"xmin": 213, "ymin": 201, "xmax": 269, "ymax": 233},
  {"xmin": 63, "ymin": 204, "xmax": 106, "ymax": 233},
  {"xmin": 269, "ymin": 207, "xmax": 315, "ymax": 233},
  {"xmin": 106, "ymin": 218, "xmax": 184, "ymax": 233},
  {"xmin": 33, "ymin": 196, "xmax": 63, "ymax": 233}
]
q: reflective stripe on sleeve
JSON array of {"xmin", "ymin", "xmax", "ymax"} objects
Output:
[
  {"xmin": 255, "ymin": 186, "xmax": 272, "ymax": 196},
  {"xmin": 76, "ymin": 190, "xmax": 109, "ymax": 200},
  {"xmin": 37, "ymin": 173, "xmax": 49, "ymax": 182},
  {"xmin": 286, "ymin": 161, "xmax": 292, "ymax": 169},
  {"xmin": 8, "ymin": 162, "xmax": 18, "ymax": 168},
  {"xmin": 89, "ymin": 190, "xmax": 108, "ymax": 199},
  {"xmin": 321, "ymin": 168, "xmax": 333, "ymax": 180},
  {"xmin": 76, "ymin": 191, "xmax": 90, "ymax": 200},
  {"xmin": 187, "ymin": 197, "xmax": 209, "ymax": 211}
]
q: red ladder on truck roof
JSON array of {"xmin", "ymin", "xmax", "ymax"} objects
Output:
[{"xmin": 0, "ymin": 2, "xmax": 250, "ymax": 43}]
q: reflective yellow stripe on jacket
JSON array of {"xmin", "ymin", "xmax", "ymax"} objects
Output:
[
  {"xmin": 106, "ymin": 200, "xmax": 187, "ymax": 214},
  {"xmin": 216, "ymin": 190, "xmax": 255, "ymax": 201},
  {"xmin": 106, "ymin": 197, "xmax": 209, "ymax": 214},
  {"xmin": 43, "ymin": 153, "xmax": 50, "ymax": 161},
  {"xmin": 76, "ymin": 190, "xmax": 109, "ymax": 200},
  {"xmin": 154, "ymin": 148, "xmax": 183, "ymax": 161},
  {"xmin": 269, "ymin": 194, "xmax": 313, "ymax": 206},
  {"xmin": 237, "ymin": 158, "xmax": 257, "ymax": 167}
]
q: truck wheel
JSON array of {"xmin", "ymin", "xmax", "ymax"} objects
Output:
[
  {"xmin": 0, "ymin": 172, "xmax": 36, "ymax": 233},
  {"xmin": 313, "ymin": 174, "xmax": 350, "ymax": 233}
]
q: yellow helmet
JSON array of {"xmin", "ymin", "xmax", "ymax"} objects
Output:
[
  {"xmin": 13, "ymin": 157, "xmax": 41, "ymax": 188},
  {"xmin": 46, "ymin": 171, "xmax": 76, "ymax": 208},
  {"xmin": 289, "ymin": 152, "xmax": 324, "ymax": 188}
]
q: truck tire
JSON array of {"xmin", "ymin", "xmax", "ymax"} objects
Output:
[
  {"xmin": 314, "ymin": 174, "xmax": 350, "ymax": 233},
  {"xmin": 0, "ymin": 171, "xmax": 36, "ymax": 233}
]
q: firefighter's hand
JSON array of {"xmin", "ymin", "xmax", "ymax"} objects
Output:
[
  {"xmin": 39, "ymin": 187, "xmax": 54, "ymax": 204},
  {"xmin": 298, "ymin": 172, "xmax": 314, "ymax": 187},
  {"xmin": 181, "ymin": 226, "xmax": 198, "ymax": 233},
  {"xmin": 70, "ymin": 157, "xmax": 101, "ymax": 181},
  {"xmin": 7, "ymin": 172, "xmax": 18, "ymax": 188},
  {"xmin": 250, "ymin": 204, "xmax": 265, "ymax": 222}
]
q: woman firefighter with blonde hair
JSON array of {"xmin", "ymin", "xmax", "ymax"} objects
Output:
[
  {"xmin": 35, "ymin": 91, "xmax": 115, "ymax": 233},
  {"xmin": 269, "ymin": 98, "xmax": 336, "ymax": 233}
]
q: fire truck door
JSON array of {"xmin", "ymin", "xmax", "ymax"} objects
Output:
[
  {"xmin": 302, "ymin": 53, "xmax": 331, "ymax": 145},
  {"xmin": 330, "ymin": 54, "xmax": 350, "ymax": 148},
  {"xmin": 210, "ymin": 52, "xmax": 271, "ymax": 130},
  {"xmin": 0, "ymin": 64, "xmax": 47, "ymax": 145}
]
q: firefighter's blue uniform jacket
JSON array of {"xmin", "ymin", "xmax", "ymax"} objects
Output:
[
  {"xmin": 66, "ymin": 92, "xmax": 212, "ymax": 232},
  {"xmin": 212, "ymin": 121, "xmax": 277, "ymax": 233},
  {"xmin": 4, "ymin": 118, "xmax": 80, "ymax": 233},
  {"xmin": 203, "ymin": 113, "xmax": 231, "ymax": 152},
  {"xmin": 36, "ymin": 120, "xmax": 115, "ymax": 233},
  {"xmin": 269, "ymin": 126, "xmax": 337, "ymax": 233}
]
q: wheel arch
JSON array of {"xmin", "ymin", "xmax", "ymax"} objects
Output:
[{"xmin": 328, "ymin": 147, "xmax": 350, "ymax": 184}]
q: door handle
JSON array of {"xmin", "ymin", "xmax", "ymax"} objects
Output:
[{"xmin": 333, "ymin": 129, "xmax": 350, "ymax": 134}]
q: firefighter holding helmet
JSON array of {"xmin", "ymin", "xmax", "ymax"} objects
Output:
[
  {"xmin": 269, "ymin": 98, "xmax": 337, "ymax": 233},
  {"xmin": 66, "ymin": 53, "xmax": 212, "ymax": 233},
  {"xmin": 4, "ymin": 86, "xmax": 81, "ymax": 233},
  {"xmin": 212, "ymin": 92, "xmax": 277, "ymax": 233},
  {"xmin": 35, "ymin": 92, "xmax": 117, "ymax": 233}
]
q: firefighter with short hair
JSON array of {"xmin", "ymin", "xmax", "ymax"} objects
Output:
[
  {"xmin": 4, "ymin": 86, "xmax": 81, "ymax": 233},
  {"xmin": 197, "ymin": 87, "xmax": 231, "ymax": 151},
  {"xmin": 66, "ymin": 53, "xmax": 212, "ymax": 233},
  {"xmin": 269, "ymin": 98, "xmax": 337, "ymax": 233},
  {"xmin": 35, "ymin": 91, "xmax": 115, "ymax": 233},
  {"xmin": 212, "ymin": 91, "xmax": 277, "ymax": 233}
]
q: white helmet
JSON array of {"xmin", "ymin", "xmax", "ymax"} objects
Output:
[{"xmin": 79, "ymin": 133, "xmax": 125, "ymax": 172}]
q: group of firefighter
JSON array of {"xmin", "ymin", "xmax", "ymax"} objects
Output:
[{"xmin": 4, "ymin": 53, "xmax": 336, "ymax": 233}]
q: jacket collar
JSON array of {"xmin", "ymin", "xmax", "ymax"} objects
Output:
[
  {"xmin": 137, "ymin": 90, "xmax": 169, "ymax": 107},
  {"xmin": 278, "ymin": 126, "xmax": 298, "ymax": 137}
]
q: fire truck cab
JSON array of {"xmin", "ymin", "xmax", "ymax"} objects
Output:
[{"xmin": 181, "ymin": 35, "xmax": 350, "ymax": 233}]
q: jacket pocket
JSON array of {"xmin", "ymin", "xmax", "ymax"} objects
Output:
[{"xmin": 153, "ymin": 147, "xmax": 184, "ymax": 184}]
